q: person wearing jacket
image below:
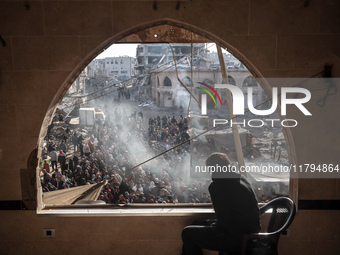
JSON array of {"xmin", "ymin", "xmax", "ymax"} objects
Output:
[
  {"xmin": 181, "ymin": 153, "xmax": 261, "ymax": 255},
  {"xmin": 49, "ymin": 149, "xmax": 58, "ymax": 171}
]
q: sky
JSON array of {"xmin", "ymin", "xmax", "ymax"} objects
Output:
[
  {"xmin": 95, "ymin": 44, "xmax": 139, "ymax": 59},
  {"xmin": 95, "ymin": 43, "xmax": 226, "ymax": 59}
]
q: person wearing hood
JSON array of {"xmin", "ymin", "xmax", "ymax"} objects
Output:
[
  {"xmin": 181, "ymin": 152, "xmax": 261, "ymax": 255},
  {"xmin": 88, "ymin": 139, "xmax": 94, "ymax": 153}
]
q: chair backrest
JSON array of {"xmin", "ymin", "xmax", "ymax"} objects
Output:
[
  {"xmin": 260, "ymin": 197, "xmax": 296, "ymax": 234},
  {"xmin": 240, "ymin": 197, "xmax": 296, "ymax": 255}
]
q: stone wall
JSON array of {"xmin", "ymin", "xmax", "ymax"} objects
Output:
[{"xmin": 0, "ymin": 1, "xmax": 340, "ymax": 254}]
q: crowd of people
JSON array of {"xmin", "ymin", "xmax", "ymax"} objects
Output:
[{"xmin": 41, "ymin": 107, "xmax": 212, "ymax": 204}]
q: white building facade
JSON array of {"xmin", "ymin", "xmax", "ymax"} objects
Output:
[
  {"xmin": 151, "ymin": 68, "xmax": 266, "ymax": 111},
  {"xmin": 104, "ymin": 56, "xmax": 136, "ymax": 78},
  {"xmin": 87, "ymin": 56, "xmax": 136, "ymax": 79}
]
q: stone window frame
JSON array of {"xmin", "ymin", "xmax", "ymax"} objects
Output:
[
  {"xmin": 163, "ymin": 76, "xmax": 172, "ymax": 86},
  {"xmin": 35, "ymin": 20, "xmax": 298, "ymax": 214}
]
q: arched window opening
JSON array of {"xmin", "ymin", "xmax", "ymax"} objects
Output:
[
  {"xmin": 163, "ymin": 76, "xmax": 172, "ymax": 87},
  {"xmin": 228, "ymin": 75, "xmax": 236, "ymax": 85},
  {"xmin": 243, "ymin": 75, "xmax": 258, "ymax": 87},
  {"xmin": 38, "ymin": 25, "xmax": 293, "ymax": 210}
]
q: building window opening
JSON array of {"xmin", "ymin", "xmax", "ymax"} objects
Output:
[
  {"xmin": 243, "ymin": 75, "xmax": 258, "ymax": 87},
  {"xmin": 227, "ymin": 75, "xmax": 236, "ymax": 86},
  {"xmin": 164, "ymin": 76, "xmax": 172, "ymax": 86},
  {"xmin": 182, "ymin": 76, "xmax": 193, "ymax": 87},
  {"xmin": 40, "ymin": 41, "xmax": 290, "ymax": 209}
]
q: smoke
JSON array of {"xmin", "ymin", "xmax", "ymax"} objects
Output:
[
  {"xmin": 90, "ymin": 94, "xmax": 199, "ymax": 187},
  {"xmin": 76, "ymin": 42, "xmax": 290, "ymax": 202},
  {"xmin": 85, "ymin": 80, "xmax": 289, "ymax": 202}
]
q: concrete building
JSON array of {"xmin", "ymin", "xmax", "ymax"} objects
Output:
[
  {"xmin": 87, "ymin": 59, "xmax": 106, "ymax": 76},
  {"xmin": 87, "ymin": 56, "xmax": 136, "ymax": 79},
  {"xmin": 104, "ymin": 56, "xmax": 136, "ymax": 78},
  {"xmin": 136, "ymin": 43, "xmax": 207, "ymax": 73},
  {"xmin": 1, "ymin": 1, "xmax": 340, "ymax": 255}
]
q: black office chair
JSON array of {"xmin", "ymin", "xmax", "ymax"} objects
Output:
[{"xmin": 240, "ymin": 197, "xmax": 296, "ymax": 255}]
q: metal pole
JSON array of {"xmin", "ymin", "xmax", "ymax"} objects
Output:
[{"xmin": 216, "ymin": 45, "xmax": 246, "ymax": 177}]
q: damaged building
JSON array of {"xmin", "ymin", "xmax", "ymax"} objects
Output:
[
  {"xmin": 135, "ymin": 43, "xmax": 207, "ymax": 73},
  {"xmin": 151, "ymin": 65, "xmax": 265, "ymax": 109},
  {"xmin": 134, "ymin": 43, "xmax": 265, "ymax": 109}
]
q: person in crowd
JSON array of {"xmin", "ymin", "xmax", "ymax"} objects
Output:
[
  {"xmin": 200, "ymin": 192, "xmax": 209, "ymax": 203},
  {"xmin": 49, "ymin": 148, "xmax": 58, "ymax": 171},
  {"xmin": 58, "ymin": 150, "xmax": 66, "ymax": 170},
  {"xmin": 83, "ymin": 142, "xmax": 91, "ymax": 157},
  {"xmin": 71, "ymin": 132, "xmax": 78, "ymax": 153},
  {"xmin": 42, "ymin": 112, "xmax": 213, "ymax": 207},
  {"xmin": 88, "ymin": 139, "xmax": 95, "ymax": 153},
  {"xmin": 60, "ymin": 140, "xmax": 68, "ymax": 154},
  {"xmin": 43, "ymin": 160, "xmax": 50, "ymax": 172}
]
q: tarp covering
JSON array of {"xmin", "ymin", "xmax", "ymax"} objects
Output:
[{"xmin": 43, "ymin": 181, "xmax": 107, "ymax": 205}]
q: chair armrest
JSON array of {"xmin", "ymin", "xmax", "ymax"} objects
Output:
[
  {"xmin": 259, "ymin": 202, "xmax": 272, "ymax": 214},
  {"xmin": 246, "ymin": 232, "xmax": 278, "ymax": 238}
]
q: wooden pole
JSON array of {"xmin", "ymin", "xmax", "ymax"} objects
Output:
[{"xmin": 216, "ymin": 45, "xmax": 246, "ymax": 177}]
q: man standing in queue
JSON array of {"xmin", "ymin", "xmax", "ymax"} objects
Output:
[{"xmin": 181, "ymin": 152, "xmax": 261, "ymax": 254}]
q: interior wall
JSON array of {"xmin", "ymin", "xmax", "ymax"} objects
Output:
[{"xmin": 1, "ymin": 1, "xmax": 340, "ymax": 254}]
